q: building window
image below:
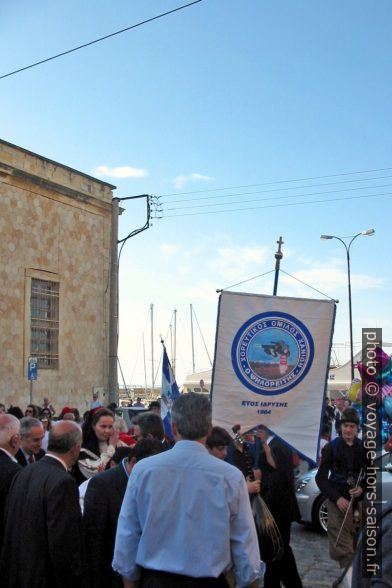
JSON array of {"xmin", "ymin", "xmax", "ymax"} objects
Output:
[{"xmin": 31, "ymin": 279, "xmax": 59, "ymax": 369}]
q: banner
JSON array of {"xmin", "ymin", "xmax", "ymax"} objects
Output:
[
  {"xmin": 211, "ymin": 291, "xmax": 336, "ymax": 462},
  {"xmin": 161, "ymin": 347, "xmax": 180, "ymax": 439}
]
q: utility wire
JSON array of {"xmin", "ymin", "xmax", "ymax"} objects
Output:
[
  {"xmin": 160, "ymin": 190, "xmax": 392, "ymax": 218},
  {"xmin": 161, "ymin": 174, "xmax": 392, "ymax": 204},
  {"xmin": 159, "ymin": 166, "xmax": 392, "ymax": 197},
  {"xmin": 163, "ymin": 182, "xmax": 392, "ymax": 211},
  {"xmin": 0, "ymin": 0, "xmax": 203, "ymax": 80}
]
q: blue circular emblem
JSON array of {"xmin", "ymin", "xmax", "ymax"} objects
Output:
[{"xmin": 231, "ymin": 311, "xmax": 314, "ymax": 396}]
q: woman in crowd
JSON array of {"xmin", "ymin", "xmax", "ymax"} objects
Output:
[
  {"xmin": 75, "ymin": 407, "xmax": 123, "ymax": 484},
  {"xmin": 39, "ymin": 409, "xmax": 52, "ymax": 451},
  {"xmin": 24, "ymin": 404, "xmax": 39, "ymax": 418},
  {"xmin": 7, "ymin": 406, "xmax": 23, "ymax": 419}
]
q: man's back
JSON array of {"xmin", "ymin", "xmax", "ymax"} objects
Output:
[
  {"xmin": 84, "ymin": 463, "xmax": 128, "ymax": 587},
  {"xmin": 0, "ymin": 456, "xmax": 85, "ymax": 588},
  {"xmin": 0, "ymin": 451, "xmax": 21, "ymax": 554},
  {"xmin": 113, "ymin": 440, "xmax": 259, "ymax": 587}
]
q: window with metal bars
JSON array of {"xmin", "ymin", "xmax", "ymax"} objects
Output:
[{"xmin": 31, "ymin": 278, "xmax": 59, "ymax": 369}]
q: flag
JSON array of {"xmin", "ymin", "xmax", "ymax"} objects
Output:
[
  {"xmin": 161, "ymin": 347, "xmax": 180, "ymax": 439},
  {"xmin": 211, "ymin": 290, "xmax": 336, "ymax": 463}
]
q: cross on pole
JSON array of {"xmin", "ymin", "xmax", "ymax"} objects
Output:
[{"xmin": 273, "ymin": 236, "xmax": 284, "ymax": 296}]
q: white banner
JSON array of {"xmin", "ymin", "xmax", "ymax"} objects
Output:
[{"xmin": 211, "ymin": 291, "xmax": 336, "ymax": 462}]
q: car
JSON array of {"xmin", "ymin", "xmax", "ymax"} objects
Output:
[
  {"xmin": 295, "ymin": 451, "xmax": 392, "ymax": 533},
  {"xmin": 115, "ymin": 406, "xmax": 148, "ymax": 429}
]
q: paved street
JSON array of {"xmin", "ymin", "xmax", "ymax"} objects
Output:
[
  {"xmin": 291, "ymin": 523, "xmax": 340, "ymax": 587},
  {"xmin": 261, "ymin": 522, "xmax": 341, "ymax": 588}
]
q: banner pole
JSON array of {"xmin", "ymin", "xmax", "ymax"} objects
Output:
[{"xmin": 272, "ymin": 236, "xmax": 284, "ymax": 296}]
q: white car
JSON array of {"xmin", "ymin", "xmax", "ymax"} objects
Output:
[{"xmin": 295, "ymin": 451, "xmax": 392, "ymax": 533}]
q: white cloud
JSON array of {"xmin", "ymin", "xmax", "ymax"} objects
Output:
[
  {"xmin": 94, "ymin": 165, "xmax": 148, "ymax": 179},
  {"xmin": 186, "ymin": 279, "xmax": 220, "ymax": 302},
  {"xmin": 173, "ymin": 173, "xmax": 214, "ymax": 189},
  {"xmin": 160, "ymin": 243, "xmax": 179, "ymax": 258},
  {"xmin": 207, "ymin": 246, "xmax": 269, "ymax": 281},
  {"xmin": 279, "ymin": 259, "xmax": 384, "ymax": 297}
]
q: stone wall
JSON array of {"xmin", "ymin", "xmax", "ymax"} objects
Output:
[{"xmin": 0, "ymin": 140, "xmax": 115, "ymax": 413}]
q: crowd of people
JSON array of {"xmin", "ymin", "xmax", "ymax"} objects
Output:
[{"xmin": 0, "ymin": 393, "xmax": 390, "ymax": 587}]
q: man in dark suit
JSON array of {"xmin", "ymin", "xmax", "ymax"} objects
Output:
[
  {"xmin": 0, "ymin": 420, "xmax": 87, "ymax": 588},
  {"xmin": 15, "ymin": 416, "xmax": 45, "ymax": 466},
  {"xmin": 0, "ymin": 414, "xmax": 22, "ymax": 554},
  {"xmin": 83, "ymin": 438, "xmax": 163, "ymax": 588}
]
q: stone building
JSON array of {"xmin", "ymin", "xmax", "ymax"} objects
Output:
[{"xmin": 0, "ymin": 139, "xmax": 116, "ymax": 412}]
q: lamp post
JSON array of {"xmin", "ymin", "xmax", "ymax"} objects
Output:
[{"xmin": 320, "ymin": 228, "xmax": 375, "ymax": 381}]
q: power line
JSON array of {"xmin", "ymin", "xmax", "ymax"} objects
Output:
[
  {"xmin": 160, "ymin": 190, "xmax": 392, "ymax": 218},
  {"xmin": 0, "ymin": 0, "xmax": 203, "ymax": 80},
  {"xmin": 163, "ymin": 182, "xmax": 392, "ymax": 211},
  {"xmin": 161, "ymin": 173, "xmax": 392, "ymax": 204},
  {"xmin": 159, "ymin": 166, "xmax": 392, "ymax": 197}
]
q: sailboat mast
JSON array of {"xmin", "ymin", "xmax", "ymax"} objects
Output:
[
  {"xmin": 150, "ymin": 303, "xmax": 154, "ymax": 392},
  {"xmin": 190, "ymin": 304, "xmax": 195, "ymax": 374},
  {"xmin": 142, "ymin": 332, "xmax": 148, "ymax": 396},
  {"xmin": 173, "ymin": 309, "xmax": 177, "ymax": 377}
]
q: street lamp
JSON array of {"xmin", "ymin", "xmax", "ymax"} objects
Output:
[{"xmin": 320, "ymin": 228, "xmax": 375, "ymax": 381}]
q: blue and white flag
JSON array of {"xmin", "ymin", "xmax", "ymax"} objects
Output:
[
  {"xmin": 161, "ymin": 348, "xmax": 180, "ymax": 439},
  {"xmin": 211, "ymin": 291, "xmax": 336, "ymax": 463}
]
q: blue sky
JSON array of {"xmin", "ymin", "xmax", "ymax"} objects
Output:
[{"xmin": 2, "ymin": 0, "xmax": 391, "ymax": 387}]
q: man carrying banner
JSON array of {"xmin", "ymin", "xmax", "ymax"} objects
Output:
[
  {"xmin": 112, "ymin": 393, "xmax": 260, "ymax": 588},
  {"xmin": 316, "ymin": 407, "xmax": 363, "ymax": 572}
]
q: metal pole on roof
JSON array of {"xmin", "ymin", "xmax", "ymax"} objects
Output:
[{"xmin": 108, "ymin": 197, "xmax": 120, "ymax": 404}]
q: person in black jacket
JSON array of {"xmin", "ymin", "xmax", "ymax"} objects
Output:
[
  {"xmin": 83, "ymin": 438, "xmax": 164, "ymax": 588},
  {"xmin": 254, "ymin": 426, "xmax": 302, "ymax": 588},
  {"xmin": 0, "ymin": 420, "xmax": 87, "ymax": 588},
  {"xmin": 316, "ymin": 407, "xmax": 363, "ymax": 570},
  {"xmin": 0, "ymin": 414, "xmax": 22, "ymax": 555}
]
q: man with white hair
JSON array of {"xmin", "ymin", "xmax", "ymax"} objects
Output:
[
  {"xmin": 0, "ymin": 414, "xmax": 22, "ymax": 553},
  {"xmin": 15, "ymin": 416, "xmax": 45, "ymax": 466},
  {"xmin": 1, "ymin": 420, "xmax": 87, "ymax": 587}
]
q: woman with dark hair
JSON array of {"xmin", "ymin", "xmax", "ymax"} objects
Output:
[
  {"xmin": 75, "ymin": 408, "xmax": 124, "ymax": 484},
  {"xmin": 7, "ymin": 406, "xmax": 24, "ymax": 420},
  {"xmin": 40, "ymin": 407, "xmax": 52, "ymax": 419},
  {"xmin": 24, "ymin": 404, "xmax": 39, "ymax": 418}
]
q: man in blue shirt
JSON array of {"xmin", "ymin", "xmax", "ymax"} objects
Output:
[{"xmin": 113, "ymin": 393, "xmax": 260, "ymax": 588}]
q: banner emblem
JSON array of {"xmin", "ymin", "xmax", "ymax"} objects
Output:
[{"xmin": 231, "ymin": 311, "xmax": 314, "ymax": 395}]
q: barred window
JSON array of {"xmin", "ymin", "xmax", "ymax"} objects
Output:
[{"xmin": 31, "ymin": 279, "xmax": 59, "ymax": 369}]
